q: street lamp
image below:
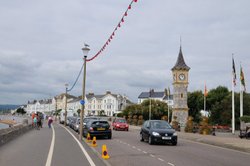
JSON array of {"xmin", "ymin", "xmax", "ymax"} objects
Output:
[
  {"xmin": 149, "ymin": 89, "xmax": 152, "ymax": 120},
  {"xmin": 64, "ymin": 83, "xmax": 68, "ymax": 126},
  {"xmin": 79, "ymin": 44, "xmax": 90, "ymax": 141}
]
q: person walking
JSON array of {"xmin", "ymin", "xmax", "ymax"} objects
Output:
[
  {"xmin": 33, "ymin": 116, "xmax": 38, "ymax": 129},
  {"xmin": 48, "ymin": 116, "xmax": 53, "ymax": 128}
]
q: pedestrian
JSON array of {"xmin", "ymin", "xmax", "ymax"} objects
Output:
[
  {"xmin": 37, "ymin": 115, "xmax": 41, "ymax": 130},
  {"xmin": 48, "ymin": 116, "xmax": 53, "ymax": 128},
  {"xmin": 33, "ymin": 116, "xmax": 38, "ymax": 129}
]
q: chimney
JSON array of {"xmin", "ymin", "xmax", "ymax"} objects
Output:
[{"xmin": 106, "ymin": 91, "xmax": 111, "ymax": 94}]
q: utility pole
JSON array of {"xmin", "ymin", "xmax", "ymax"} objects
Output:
[{"xmin": 64, "ymin": 83, "xmax": 68, "ymax": 126}]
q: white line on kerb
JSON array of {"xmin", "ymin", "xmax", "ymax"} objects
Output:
[
  {"xmin": 168, "ymin": 162, "xmax": 175, "ymax": 166},
  {"xmin": 62, "ymin": 125, "xmax": 96, "ymax": 166},
  {"xmin": 45, "ymin": 125, "xmax": 55, "ymax": 166}
]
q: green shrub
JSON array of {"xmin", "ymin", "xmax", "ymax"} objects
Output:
[{"xmin": 239, "ymin": 116, "xmax": 250, "ymax": 123}]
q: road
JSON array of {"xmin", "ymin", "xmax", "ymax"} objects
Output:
[{"xmin": 1, "ymin": 122, "xmax": 250, "ymax": 166}]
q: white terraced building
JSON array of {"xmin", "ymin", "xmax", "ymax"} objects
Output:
[{"xmin": 26, "ymin": 91, "xmax": 133, "ymax": 116}]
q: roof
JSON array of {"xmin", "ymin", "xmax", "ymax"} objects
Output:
[
  {"xmin": 172, "ymin": 46, "xmax": 190, "ymax": 71},
  {"xmin": 138, "ymin": 91, "xmax": 165, "ymax": 99}
]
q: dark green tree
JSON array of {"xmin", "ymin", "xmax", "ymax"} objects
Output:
[
  {"xmin": 16, "ymin": 107, "xmax": 26, "ymax": 115},
  {"xmin": 187, "ymin": 91, "xmax": 203, "ymax": 123}
]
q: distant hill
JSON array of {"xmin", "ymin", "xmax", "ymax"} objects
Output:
[{"xmin": 0, "ymin": 105, "xmax": 20, "ymax": 111}]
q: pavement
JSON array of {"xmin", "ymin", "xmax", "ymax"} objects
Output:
[{"xmin": 129, "ymin": 125, "xmax": 250, "ymax": 154}]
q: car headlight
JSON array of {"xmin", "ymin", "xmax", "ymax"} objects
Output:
[
  {"xmin": 152, "ymin": 132, "xmax": 160, "ymax": 136},
  {"xmin": 173, "ymin": 132, "xmax": 177, "ymax": 136}
]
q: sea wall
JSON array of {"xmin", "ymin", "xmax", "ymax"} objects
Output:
[{"xmin": 0, "ymin": 119, "xmax": 32, "ymax": 146}]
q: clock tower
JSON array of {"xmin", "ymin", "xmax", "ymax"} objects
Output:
[{"xmin": 172, "ymin": 46, "xmax": 190, "ymax": 127}]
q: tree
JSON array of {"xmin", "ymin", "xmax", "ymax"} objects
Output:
[
  {"xmin": 207, "ymin": 86, "xmax": 230, "ymax": 125},
  {"xmin": 16, "ymin": 107, "xmax": 26, "ymax": 115},
  {"xmin": 122, "ymin": 100, "xmax": 168, "ymax": 120},
  {"xmin": 187, "ymin": 91, "xmax": 203, "ymax": 123}
]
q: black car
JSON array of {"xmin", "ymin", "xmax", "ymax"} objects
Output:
[
  {"xmin": 83, "ymin": 120, "xmax": 112, "ymax": 139},
  {"xmin": 140, "ymin": 120, "xmax": 177, "ymax": 145}
]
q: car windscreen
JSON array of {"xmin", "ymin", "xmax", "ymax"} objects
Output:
[
  {"xmin": 117, "ymin": 119, "xmax": 126, "ymax": 123},
  {"xmin": 91, "ymin": 121, "xmax": 110, "ymax": 128},
  {"xmin": 151, "ymin": 121, "xmax": 172, "ymax": 129}
]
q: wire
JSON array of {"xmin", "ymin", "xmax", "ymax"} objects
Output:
[
  {"xmin": 67, "ymin": 63, "xmax": 84, "ymax": 92},
  {"xmin": 86, "ymin": 0, "xmax": 138, "ymax": 62}
]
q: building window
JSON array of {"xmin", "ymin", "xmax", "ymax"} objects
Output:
[{"xmin": 181, "ymin": 93, "xmax": 183, "ymax": 98}]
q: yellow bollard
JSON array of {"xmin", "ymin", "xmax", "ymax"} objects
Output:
[
  {"xmin": 102, "ymin": 144, "xmax": 110, "ymax": 159},
  {"xmin": 91, "ymin": 136, "xmax": 97, "ymax": 147},
  {"xmin": 87, "ymin": 133, "xmax": 91, "ymax": 143}
]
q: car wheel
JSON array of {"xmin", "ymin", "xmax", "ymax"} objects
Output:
[
  {"xmin": 172, "ymin": 141, "xmax": 177, "ymax": 146},
  {"xmin": 140, "ymin": 133, "xmax": 144, "ymax": 142},
  {"xmin": 148, "ymin": 136, "xmax": 154, "ymax": 145}
]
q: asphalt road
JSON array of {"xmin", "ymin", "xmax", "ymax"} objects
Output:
[
  {"xmin": 91, "ymin": 127, "xmax": 250, "ymax": 166},
  {"xmin": 1, "ymin": 123, "xmax": 250, "ymax": 166}
]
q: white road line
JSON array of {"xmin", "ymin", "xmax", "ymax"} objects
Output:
[
  {"xmin": 132, "ymin": 146, "xmax": 136, "ymax": 149},
  {"xmin": 150, "ymin": 154, "xmax": 155, "ymax": 158},
  {"xmin": 137, "ymin": 148, "xmax": 141, "ymax": 151},
  {"xmin": 142, "ymin": 151, "xmax": 147, "ymax": 154},
  {"xmin": 45, "ymin": 125, "xmax": 55, "ymax": 166},
  {"xmin": 158, "ymin": 158, "xmax": 164, "ymax": 162},
  {"xmin": 62, "ymin": 125, "xmax": 96, "ymax": 166},
  {"xmin": 168, "ymin": 162, "xmax": 175, "ymax": 166}
]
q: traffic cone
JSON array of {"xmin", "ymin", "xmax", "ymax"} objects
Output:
[
  {"xmin": 91, "ymin": 136, "xmax": 97, "ymax": 147},
  {"xmin": 87, "ymin": 133, "xmax": 91, "ymax": 143},
  {"xmin": 102, "ymin": 144, "xmax": 110, "ymax": 159}
]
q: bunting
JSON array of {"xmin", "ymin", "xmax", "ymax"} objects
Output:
[{"xmin": 86, "ymin": 0, "xmax": 139, "ymax": 62}]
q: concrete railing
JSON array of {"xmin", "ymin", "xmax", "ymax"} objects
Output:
[{"xmin": 0, "ymin": 119, "xmax": 33, "ymax": 146}]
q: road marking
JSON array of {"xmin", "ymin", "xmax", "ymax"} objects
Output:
[
  {"xmin": 137, "ymin": 148, "xmax": 141, "ymax": 151},
  {"xmin": 150, "ymin": 154, "xmax": 155, "ymax": 158},
  {"xmin": 45, "ymin": 125, "xmax": 55, "ymax": 166},
  {"xmin": 158, "ymin": 158, "xmax": 164, "ymax": 162},
  {"xmin": 62, "ymin": 125, "xmax": 96, "ymax": 166},
  {"xmin": 132, "ymin": 146, "xmax": 136, "ymax": 149},
  {"xmin": 142, "ymin": 151, "xmax": 147, "ymax": 154},
  {"xmin": 168, "ymin": 162, "xmax": 175, "ymax": 166}
]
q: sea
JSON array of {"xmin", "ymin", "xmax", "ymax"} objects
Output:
[
  {"xmin": 0, "ymin": 123, "xmax": 9, "ymax": 129},
  {"xmin": 0, "ymin": 115, "xmax": 25, "ymax": 129}
]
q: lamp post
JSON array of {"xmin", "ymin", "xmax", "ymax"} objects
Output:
[
  {"xmin": 64, "ymin": 83, "xmax": 68, "ymax": 126},
  {"xmin": 149, "ymin": 89, "xmax": 152, "ymax": 120},
  {"xmin": 79, "ymin": 44, "xmax": 90, "ymax": 141}
]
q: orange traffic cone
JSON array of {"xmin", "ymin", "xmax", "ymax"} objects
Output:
[
  {"xmin": 87, "ymin": 133, "xmax": 91, "ymax": 143},
  {"xmin": 91, "ymin": 136, "xmax": 97, "ymax": 147},
  {"xmin": 102, "ymin": 144, "xmax": 110, "ymax": 159}
]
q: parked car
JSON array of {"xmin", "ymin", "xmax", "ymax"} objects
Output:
[
  {"xmin": 83, "ymin": 117, "xmax": 101, "ymax": 126},
  {"xmin": 112, "ymin": 118, "xmax": 129, "ymax": 131},
  {"xmin": 83, "ymin": 120, "xmax": 112, "ymax": 139},
  {"xmin": 68, "ymin": 116, "xmax": 77, "ymax": 129},
  {"xmin": 140, "ymin": 120, "xmax": 177, "ymax": 145},
  {"xmin": 73, "ymin": 118, "xmax": 81, "ymax": 132}
]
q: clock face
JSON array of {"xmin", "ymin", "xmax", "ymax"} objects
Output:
[{"xmin": 179, "ymin": 74, "xmax": 185, "ymax": 80}]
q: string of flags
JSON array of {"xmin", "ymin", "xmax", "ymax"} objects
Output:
[{"xmin": 86, "ymin": 0, "xmax": 138, "ymax": 62}]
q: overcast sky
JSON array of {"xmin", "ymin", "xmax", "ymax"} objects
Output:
[{"xmin": 0, "ymin": 0, "xmax": 249, "ymax": 105}]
